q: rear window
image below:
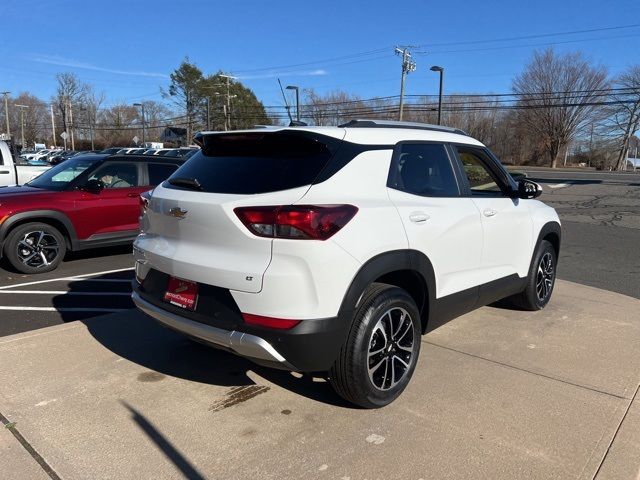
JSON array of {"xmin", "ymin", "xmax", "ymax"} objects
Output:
[{"xmin": 164, "ymin": 131, "xmax": 336, "ymax": 194}]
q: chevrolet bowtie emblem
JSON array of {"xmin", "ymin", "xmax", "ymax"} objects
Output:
[{"xmin": 168, "ymin": 207, "xmax": 188, "ymax": 219}]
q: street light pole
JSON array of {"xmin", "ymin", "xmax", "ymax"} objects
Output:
[
  {"xmin": 2, "ymin": 92, "xmax": 10, "ymax": 137},
  {"xmin": 286, "ymin": 86, "xmax": 300, "ymax": 122},
  {"xmin": 134, "ymin": 103, "xmax": 146, "ymax": 145},
  {"xmin": 430, "ymin": 66, "xmax": 444, "ymax": 125}
]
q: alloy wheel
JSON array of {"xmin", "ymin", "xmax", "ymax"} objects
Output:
[
  {"xmin": 16, "ymin": 231, "xmax": 60, "ymax": 269},
  {"xmin": 367, "ymin": 307, "xmax": 415, "ymax": 391},
  {"xmin": 536, "ymin": 252, "xmax": 554, "ymax": 302}
]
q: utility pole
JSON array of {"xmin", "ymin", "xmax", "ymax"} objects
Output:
[
  {"xmin": 68, "ymin": 99, "xmax": 75, "ymax": 150},
  {"xmin": 14, "ymin": 104, "xmax": 29, "ymax": 149},
  {"xmin": 219, "ymin": 74, "xmax": 236, "ymax": 131},
  {"xmin": 206, "ymin": 97, "xmax": 211, "ymax": 130},
  {"xmin": 588, "ymin": 122, "xmax": 594, "ymax": 168},
  {"xmin": 50, "ymin": 104, "xmax": 57, "ymax": 147},
  {"xmin": 395, "ymin": 46, "xmax": 416, "ymax": 121},
  {"xmin": 1, "ymin": 92, "xmax": 10, "ymax": 137},
  {"xmin": 82, "ymin": 107, "xmax": 94, "ymax": 150}
]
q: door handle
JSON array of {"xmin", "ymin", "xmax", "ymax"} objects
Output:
[
  {"xmin": 0, "ymin": 170, "xmax": 10, "ymax": 174},
  {"xmin": 409, "ymin": 212, "xmax": 430, "ymax": 223},
  {"xmin": 127, "ymin": 192, "xmax": 139, "ymax": 198},
  {"xmin": 483, "ymin": 208, "xmax": 498, "ymax": 217}
]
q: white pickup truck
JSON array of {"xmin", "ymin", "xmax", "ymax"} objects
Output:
[{"xmin": 0, "ymin": 141, "xmax": 51, "ymax": 186}]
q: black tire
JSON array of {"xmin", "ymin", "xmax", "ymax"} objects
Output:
[
  {"xmin": 329, "ymin": 283, "xmax": 421, "ymax": 408},
  {"xmin": 509, "ymin": 240, "xmax": 557, "ymax": 311},
  {"xmin": 3, "ymin": 222, "xmax": 67, "ymax": 274}
]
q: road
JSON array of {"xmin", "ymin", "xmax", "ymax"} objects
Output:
[
  {"xmin": 522, "ymin": 168, "xmax": 640, "ymax": 300},
  {"xmin": 0, "ymin": 168, "xmax": 637, "ymax": 338}
]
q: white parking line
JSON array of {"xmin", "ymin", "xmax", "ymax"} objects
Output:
[
  {"xmin": 0, "ymin": 290, "xmax": 131, "ymax": 296},
  {"xmin": 548, "ymin": 183, "xmax": 570, "ymax": 189},
  {"xmin": 0, "ymin": 267, "xmax": 134, "ymax": 291},
  {"xmin": 0, "ymin": 306, "xmax": 128, "ymax": 312}
]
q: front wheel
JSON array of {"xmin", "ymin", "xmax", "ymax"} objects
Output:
[
  {"xmin": 3, "ymin": 222, "xmax": 67, "ymax": 274},
  {"xmin": 329, "ymin": 283, "xmax": 421, "ymax": 408},
  {"xmin": 510, "ymin": 239, "xmax": 557, "ymax": 310}
]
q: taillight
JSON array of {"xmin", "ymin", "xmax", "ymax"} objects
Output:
[
  {"xmin": 234, "ymin": 205, "xmax": 358, "ymax": 240},
  {"xmin": 242, "ymin": 313, "xmax": 301, "ymax": 329}
]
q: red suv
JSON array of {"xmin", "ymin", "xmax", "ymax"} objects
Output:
[{"xmin": 0, "ymin": 153, "xmax": 185, "ymax": 273}]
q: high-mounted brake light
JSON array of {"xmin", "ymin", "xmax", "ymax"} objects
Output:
[
  {"xmin": 234, "ymin": 205, "xmax": 358, "ymax": 240},
  {"xmin": 242, "ymin": 313, "xmax": 301, "ymax": 329}
]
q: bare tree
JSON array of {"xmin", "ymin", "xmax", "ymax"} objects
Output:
[
  {"xmin": 9, "ymin": 93, "xmax": 48, "ymax": 148},
  {"xmin": 513, "ymin": 49, "xmax": 609, "ymax": 167},
  {"xmin": 609, "ymin": 66, "xmax": 640, "ymax": 170},
  {"xmin": 139, "ymin": 100, "xmax": 173, "ymax": 141},
  {"xmin": 95, "ymin": 104, "xmax": 139, "ymax": 147},
  {"xmin": 52, "ymin": 73, "xmax": 88, "ymax": 136},
  {"xmin": 302, "ymin": 89, "xmax": 366, "ymax": 126}
]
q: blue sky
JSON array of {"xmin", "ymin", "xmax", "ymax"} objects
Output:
[{"xmin": 1, "ymin": 0, "xmax": 639, "ymax": 110}]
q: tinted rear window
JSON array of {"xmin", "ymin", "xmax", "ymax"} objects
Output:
[{"xmin": 164, "ymin": 131, "xmax": 336, "ymax": 194}]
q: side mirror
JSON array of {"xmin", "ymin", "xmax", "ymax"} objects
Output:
[
  {"xmin": 516, "ymin": 179, "xmax": 542, "ymax": 199},
  {"xmin": 82, "ymin": 179, "xmax": 105, "ymax": 194}
]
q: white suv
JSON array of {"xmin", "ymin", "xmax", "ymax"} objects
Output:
[{"xmin": 132, "ymin": 119, "xmax": 561, "ymax": 408}]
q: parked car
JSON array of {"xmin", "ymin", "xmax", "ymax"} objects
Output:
[
  {"xmin": 131, "ymin": 120, "xmax": 561, "ymax": 408},
  {"xmin": 48, "ymin": 150, "xmax": 79, "ymax": 165},
  {"xmin": 32, "ymin": 149, "xmax": 62, "ymax": 162},
  {"xmin": 0, "ymin": 141, "xmax": 51, "ymax": 186},
  {"xmin": 161, "ymin": 148, "xmax": 199, "ymax": 158},
  {"xmin": 0, "ymin": 153, "xmax": 187, "ymax": 273},
  {"xmin": 99, "ymin": 147, "xmax": 125, "ymax": 155}
]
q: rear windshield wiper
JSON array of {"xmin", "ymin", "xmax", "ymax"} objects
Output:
[{"xmin": 168, "ymin": 177, "xmax": 203, "ymax": 191}]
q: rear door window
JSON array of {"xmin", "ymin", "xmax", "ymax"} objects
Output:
[{"xmin": 165, "ymin": 131, "xmax": 337, "ymax": 194}]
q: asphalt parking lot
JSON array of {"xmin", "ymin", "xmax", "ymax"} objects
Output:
[
  {"xmin": 0, "ymin": 168, "xmax": 637, "ymax": 338},
  {"xmin": 0, "ymin": 168, "xmax": 638, "ymax": 479}
]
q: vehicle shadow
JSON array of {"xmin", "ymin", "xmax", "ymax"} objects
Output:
[
  {"xmin": 76, "ymin": 277, "xmax": 352, "ymax": 408},
  {"xmin": 64, "ymin": 244, "xmax": 133, "ymax": 262}
]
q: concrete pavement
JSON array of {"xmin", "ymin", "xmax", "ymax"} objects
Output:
[{"xmin": 0, "ymin": 279, "xmax": 639, "ymax": 479}]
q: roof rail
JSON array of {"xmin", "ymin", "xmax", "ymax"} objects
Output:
[{"xmin": 338, "ymin": 119, "xmax": 467, "ymax": 136}]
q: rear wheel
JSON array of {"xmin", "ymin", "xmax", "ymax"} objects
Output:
[
  {"xmin": 509, "ymin": 239, "xmax": 557, "ymax": 310},
  {"xmin": 3, "ymin": 222, "xmax": 67, "ymax": 274},
  {"xmin": 329, "ymin": 283, "xmax": 421, "ymax": 408}
]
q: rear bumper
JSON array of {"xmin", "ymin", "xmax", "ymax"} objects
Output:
[
  {"xmin": 132, "ymin": 291, "xmax": 296, "ymax": 370},
  {"xmin": 132, "ymin": 276, "xmax": 350, "ymax": 372}
]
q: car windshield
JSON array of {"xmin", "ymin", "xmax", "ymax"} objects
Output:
[{"xmin": 26, "ymin": 156, "xmax": 101, "ymax": 191}]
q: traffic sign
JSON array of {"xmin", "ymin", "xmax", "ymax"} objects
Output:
[
  {"xmin": 132, "ymin": 136, "xmax": 139, "ymax": 145},
  {"xmin": 60, "ymin": 131, "xmax": 68, "ymax": 140}
]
